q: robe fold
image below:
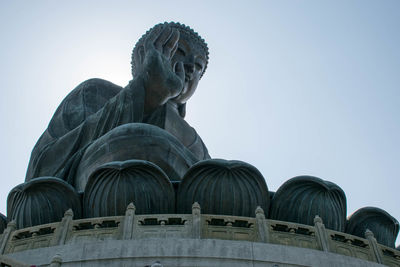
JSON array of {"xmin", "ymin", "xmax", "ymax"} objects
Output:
[{"xmin": 25, "ymin": 78, "xmax": 210, "ymax": 190}]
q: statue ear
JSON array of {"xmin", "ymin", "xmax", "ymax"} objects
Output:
[{"xmin": 178, "ymin": 103, "xmax": 186, "ymax": 118}]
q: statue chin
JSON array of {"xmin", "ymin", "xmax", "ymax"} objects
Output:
[{"xmin": 74, "ymin": 123, "xmax": 198, "ymax": 192}]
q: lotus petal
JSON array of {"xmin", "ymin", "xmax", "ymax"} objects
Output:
[
  {"xmin": 177, "ymin": 159, "xmax": 269, "ymax": 217},
  {"xmin": 7, "ymin": 177, "xmax": 81, "ymax": 229},
  {"xmin": 346, "ymin": 207, "xmax": 399, "ymax": 248},
  {"xmin": 83, "ymin": 159, "xmax": 175, "ymax": 217},
  {"xmin": 270, "ymin": 176, "xmax": 346, "ymax": 231}
]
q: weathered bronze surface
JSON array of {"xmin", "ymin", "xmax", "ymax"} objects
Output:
[
  {"xmin": 346, "ymin": 207, "xmax": 399, "ymax": 248},
  {"xmin": 25, "ymin": 22, "xmax": 210, "ymax": 185},
  {"xmin": 10, "ymin": 22, "xmax": 210, "ymax": 228},
  {"xmin": 7, "ymin": 177, "xmax": 82, "ymax": 228},
  {"xmin": 3, "ymin": 23, "xmax": 398, "ymax": 249},
  {"xmin": 177, "ymin": 159, "xmax": 270, "ymax": 217},
  {"xmin": 269, "ymin": 175, "xmax": 347, "ymax": 232},
  {"xmin": 83, "ymin": 160, "xmax": 175, "ymax": 217},
  {"xmin": 0, "ymin": 213, "xmax": 6, "ymax": 234}
]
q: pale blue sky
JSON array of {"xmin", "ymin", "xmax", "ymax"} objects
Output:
[{"xmin": 0, "ymin": 0, "xmax": 399, "ymax": 243}]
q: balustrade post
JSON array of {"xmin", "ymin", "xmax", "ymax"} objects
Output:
[
  {"xmin": 365, "ymin": 229, "xmax": 383, "ymax": 264},
  {"xmin": 0, "ymin": 220, "xmax": 16, "ymax": 254},
  {"xmin": 122, "ymin": 203, "xmax": 136, "ymax": 240},
  {"xmin": 313, "ymin": 215, "xmax": 330, "ymax": 252},
  {"xmin": 192, "ymin": 202, "xmax": 201, "ymax": 239},
  {"xmin": 51, "ymin": 209, "xmax": 74, "ymax": 246},
  {"xmin": 49, "ymin": 253, "xmax": 62, "ymax": 267},
  {"xmin": 255, "ymin": 206, "xmax": 269, "ymax": 243}
]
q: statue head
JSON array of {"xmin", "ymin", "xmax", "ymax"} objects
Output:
[{"xmin": 131, "ymin": 22, "xmax": 209, "ymax": 110}]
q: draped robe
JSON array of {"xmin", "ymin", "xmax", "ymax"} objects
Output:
[{"xmin": 25, "ymin": 78, "xmax": 210, "ymax": 191}]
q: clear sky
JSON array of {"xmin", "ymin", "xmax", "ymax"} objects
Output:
[{"xmin": 0, "ymin": 0, "xmax": 399, "ymax": 244}]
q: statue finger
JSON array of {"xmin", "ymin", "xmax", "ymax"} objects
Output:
[
  {"xmin": 164, "ymin": 29, "xmax": 180, "ymax": 58},
  {"xmin": 154, "ymin": 26, "xmax": 172, "ymax": 51},
  {"xmin": 169, "ymin": 41, "xmax": 178, "ymax": 59},
  {"xmin": 174, "ymin": 61, "xmax": 185, "ymax": 82},
  {"xmin": 144, "ymin": 25, "xmax": 163, "ymax": 52}
]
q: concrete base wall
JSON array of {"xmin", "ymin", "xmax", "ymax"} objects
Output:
[{"xmin": 3, "ymin": 238, "xmax": 387, "ymax": 267}]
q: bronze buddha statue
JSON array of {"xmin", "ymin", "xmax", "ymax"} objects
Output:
[{"xmin": 25, "ymin": 22, "xmax": 211, "ymax": 191}]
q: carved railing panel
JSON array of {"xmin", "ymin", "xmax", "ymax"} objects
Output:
[
  {"xmin": 326, "ymin": 229, "xmax": 372, "ymax": 261},
  {"xmin": 268, "ymin": 219, "xmax": 318, "ymax": 250},
  {"xmin": 202, "ymin": 214, "xmax": 256, "ymax": 242},
  {"xmin": 66, "ymin": 216, "xmax": 123, "ymax": 244},
  {"xmin": 134, "ymin": 214, "xmax": 192, "ymax": 239},
  {"xmin": 5, "ymin": 222, "xmax": 59, "ymax": 253},
  {"xmin": 380, "ymin": 245, "xmax": 400, "ymax": 267}
]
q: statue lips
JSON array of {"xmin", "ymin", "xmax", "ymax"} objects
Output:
[{"xmin": 184, "ymin": 73, "xmax": 192, "ymax": 82}]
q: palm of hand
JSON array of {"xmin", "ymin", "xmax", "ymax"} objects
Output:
[{"xmin": 140, "ymin": 26, "xmax": 185, "ymax": 102}]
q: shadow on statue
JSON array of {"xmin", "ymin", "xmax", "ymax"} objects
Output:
[{"xmin": 4, "ymin": 22, "xmax": 398, "ymax": 249}]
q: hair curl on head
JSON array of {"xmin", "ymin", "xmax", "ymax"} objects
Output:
[{"xmin": 131, "ymin": 22, "xmax": 209, "ymax": 79}]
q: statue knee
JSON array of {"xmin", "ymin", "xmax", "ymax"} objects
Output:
[{"xmin": 74, "ymin": 123, "xmax": 197, "ymax": 192}]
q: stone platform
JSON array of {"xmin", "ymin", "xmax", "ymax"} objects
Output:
[{"xmin": 0, "ymin": 238, "xmax": 390, "ymax": 267}]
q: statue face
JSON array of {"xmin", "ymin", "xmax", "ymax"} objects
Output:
[{"xmin": 170, "ymin": 34, "xmax": 207, "ymax": 104}]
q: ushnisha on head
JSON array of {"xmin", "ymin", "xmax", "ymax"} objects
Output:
[{"xmin": 131, "ymin": 22, "xmax": 209, "ymax": 79}]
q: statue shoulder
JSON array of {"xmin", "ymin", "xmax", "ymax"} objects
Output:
[{"xmin": 48, "ymin": 78, "xmax": 123, "ymax": 138}]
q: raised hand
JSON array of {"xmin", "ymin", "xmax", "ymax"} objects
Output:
[{"xmin": 137, "ymin": 25, "xmax": 185, "ymax": 112}]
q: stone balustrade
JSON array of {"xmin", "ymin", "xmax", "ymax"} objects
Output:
[{"xmin": 0, "ymin": 203, "xmax": 399, "ymax": 267}]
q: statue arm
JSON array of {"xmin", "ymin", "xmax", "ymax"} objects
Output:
[
  {"xmin": 27, "ymin": 26, "xmax": 189, "ymax": 181},
  {"xmin": 26, "ymin": 78, "xmax": 146, "ymax": 180}
]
